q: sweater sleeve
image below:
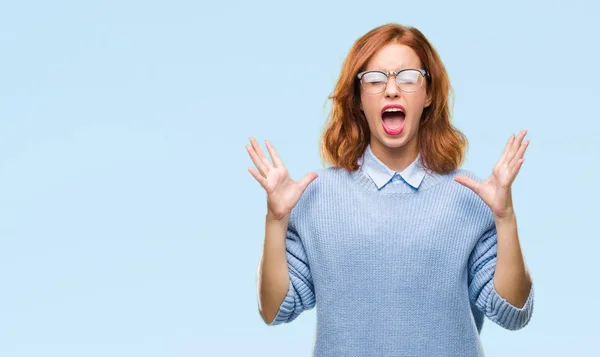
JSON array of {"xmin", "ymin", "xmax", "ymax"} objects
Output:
[
  {"xmin": 467, "ymin": 224, "xmax": 534, "ymax": 331},
  {"xmin": 265, "ymin": 215, "xmax": 315, "ymax": 325}
]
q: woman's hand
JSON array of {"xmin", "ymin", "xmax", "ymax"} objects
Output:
[
  {"xmin": 454, "ymin": 130, "xmax": 530, "ymax": 220},
  {"xmin": 246, "ymin": 137, "xmax": 318, "ymax": 221}
]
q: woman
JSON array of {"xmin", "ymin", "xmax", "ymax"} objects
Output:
[{"xmin": 246, "ymin": 23, "xmax": 534, "ymax": 356}]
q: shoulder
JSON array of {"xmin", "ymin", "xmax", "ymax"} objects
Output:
[
  {"xmin": 442, "ymin": 168, "xmax": 493, "ymax": 219},
  {"xmin": 306, "ymin": 166, "xmax": 352, "ymax": 192},
  {"xmin": 292, "ymin": 166, "xmax": 350, "ymax": 213},
  {"xmin": 315, "ymin": 165, "xmax": 352, "ymax": 179},
  {"xmin": 443, "ymin": 168, "xmax": 483, "ymax": 183}
]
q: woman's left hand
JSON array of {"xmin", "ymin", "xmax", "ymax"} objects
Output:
[{"xmin": 454, "ymin": 130, "xmax": 530, "ymax": 220}]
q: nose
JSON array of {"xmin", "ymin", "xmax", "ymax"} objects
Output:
[{"xmin": 384, "ymin": 74, "xmax": 400, "ymax": 99}]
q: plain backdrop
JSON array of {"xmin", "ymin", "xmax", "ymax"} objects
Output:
[{"xmin": 1, "ymin": 0, "xmax": 599, "ymax": 356}]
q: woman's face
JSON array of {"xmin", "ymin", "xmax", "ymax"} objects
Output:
[{"xmin": 359, "ymin": 43, "xmax": 431, "ymax": 156}]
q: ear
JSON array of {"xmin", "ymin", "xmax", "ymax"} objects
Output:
[{"xmin": 424, "ymin": 90, "xmax": 432, "ymax": 108}]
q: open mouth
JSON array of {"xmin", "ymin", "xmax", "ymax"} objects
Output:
[{"xmin": 381, "ymin": 108, "xmax": 405, "ymax": 135}]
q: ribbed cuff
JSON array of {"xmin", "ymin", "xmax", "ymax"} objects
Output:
[
  {"xmin": 268, "ymin": 279, "xmax": 297, "ymax": 325},
  {"xmin": 482, "ymin": 281, "xmax": 534, "ymax": 331}
]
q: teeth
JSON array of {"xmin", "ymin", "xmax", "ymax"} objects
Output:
[{"xmin": 384, "ymin": 108, "xmax": 404, "ymax": 113}]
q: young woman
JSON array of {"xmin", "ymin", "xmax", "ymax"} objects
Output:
[{"xmin": 246, "ymin": 23, "xmax": 534, "ymax": 356}]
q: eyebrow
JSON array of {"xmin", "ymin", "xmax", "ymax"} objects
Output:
[{"xmin": 367, "ymin": 67, "xmax": 417, "ymax": 72}]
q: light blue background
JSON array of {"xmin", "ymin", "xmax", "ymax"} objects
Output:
[{"xmin": 1, "ymin": 1, "xmax": 598, "ymax": 356}]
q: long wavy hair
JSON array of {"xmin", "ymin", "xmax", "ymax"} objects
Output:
[{"xmin": 320, "ymin": 23, "xmax": 467, "ymax": 174}]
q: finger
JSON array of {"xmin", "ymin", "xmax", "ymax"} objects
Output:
[
  {"xmin": 513, "ymin": 130, "xmax": 528, "ymax": 151},
  {"xmin": 509, "ymin": 140, "xmax": 529, "ymax": 169},
  {"xmin": 515, "ymin": 158, "xmax": 525, "ymax": 172},
  {"xmin": 250, "ymin": 137, "xmax": 273, "ymax": 171},
  {"xmin": 507, "ymin": 130, "xmax": 528, "ymax": 163},
  {"xmin": 248, "ymin": 167, "xmax": 268, "ymax": 189},
  {"xmin": 265, "ymin": 140, "xmax": 284, "ymax": 168},
  {"xmin": 497, "ymin": 134, "xmax": 515, "ymax": 167},
  {"xmin": 454, "ymin": 175, "xmax": 481, "ymax": 194},
  {"xmin": 298, "ymin": 172, "xmax": 318, "ymax": 190},
  {"xmin": 496, "ymin": 134, "xmax": 515, "ymax": 166},
  {"xmin": 246, "ymin": 144, "xmax": 269, "ymax": 177},
  {"xmin": 510, "ymin": 159, "xmax": 525, "ymax": 179}
]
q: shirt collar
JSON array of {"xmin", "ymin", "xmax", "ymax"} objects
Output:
[{"xmin": 357, "ymin": 144, "xmax": 426, "ymax": 190}]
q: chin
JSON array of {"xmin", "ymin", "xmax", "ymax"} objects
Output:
[
  {"xmin": 375, "ymin": 128, "xmax": 418, "ymax": 150},
  {"xmin": 375, "ymin": 133, "xmax": 408, "ymax": 149}
]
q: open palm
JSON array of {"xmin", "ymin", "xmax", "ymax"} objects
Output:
[
  {"xmin": 246, "ymin": 137, "xmax": 317, "ymax": 220},
  {"xmin": 455, "ymin": 130, "xmax": 530, "ymax": 219}
]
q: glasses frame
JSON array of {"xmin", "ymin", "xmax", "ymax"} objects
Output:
[{"xmin": 356, "ymin": 68, "xmax": 430, "ymax": 94}]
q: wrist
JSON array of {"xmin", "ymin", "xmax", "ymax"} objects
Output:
[
  {"xmin": 494, "ymin": 211, "xmax": 516, "ymax": 225},
  {"xmin": 266, "ymin": 210, "xmax": 290, "ymax": 224}
]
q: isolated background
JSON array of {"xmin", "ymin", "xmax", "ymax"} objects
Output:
[{"xmin": 1, "ymin": 0, "xmax": 598, "ymax": 356}]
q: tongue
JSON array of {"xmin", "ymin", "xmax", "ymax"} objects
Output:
[{"xmin": 382, "ymin": 113, "xmax": 405, "ymax": 133}]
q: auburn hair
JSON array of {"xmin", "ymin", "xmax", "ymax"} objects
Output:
[{"xmin": 320, "ymin": 23, "xmax": 467, "ymax": 174}]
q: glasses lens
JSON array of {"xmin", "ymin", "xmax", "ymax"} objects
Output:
[
  {"xmin": 361, "ymin": 72, "xmax": 387, "ymax": 94},
  {"xmin": 396, "ymin": 70, "xmax": 423, "ymax": 92}
]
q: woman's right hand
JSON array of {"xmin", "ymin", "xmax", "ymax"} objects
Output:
[{"xmin": 246, "ymin": 137, "xmax": 318, "ymax": 221}]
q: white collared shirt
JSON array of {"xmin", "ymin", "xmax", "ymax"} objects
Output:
[{"xmin": 357, "ymin": 144, "xmax": 426, "ymax": 190}]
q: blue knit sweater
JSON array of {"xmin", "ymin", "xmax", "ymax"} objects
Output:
[{"xmin": 266, "ymin": 148, "xmax": 534, "ymax": 357}]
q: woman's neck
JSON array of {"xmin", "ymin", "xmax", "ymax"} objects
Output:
[{"xmin": 369, "ymin": 139, "xmax": 419, "ymax": 172}]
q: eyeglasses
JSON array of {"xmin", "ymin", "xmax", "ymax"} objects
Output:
[{"xmin": 357, "ymin": 68, "xmax": 429, "ymax": 95}]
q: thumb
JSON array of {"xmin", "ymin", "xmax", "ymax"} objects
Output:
[
  {"xmin": 454, "ymin": 175, "xmax": 480, "ymax": 194},
  {"xmin": 298, "ymin": 172, "xmax": 318, "ymax": 191}
]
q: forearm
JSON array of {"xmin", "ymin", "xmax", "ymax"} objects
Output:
[
  {"xmin": 493, "ymin": 213, "xmax": 532, "ymax": 308},
  {"xmin": 257, "ymin": 214, "xmax": 291, "ymax": 323}
]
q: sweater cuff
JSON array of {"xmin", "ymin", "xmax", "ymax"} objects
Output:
[
  {"xmin": 483, "ymin": 280, "xmax": 534, "ymax": 331},
  {"xmin": 268, "ymin": 280, "xmax": 297, "ymax": 325}
]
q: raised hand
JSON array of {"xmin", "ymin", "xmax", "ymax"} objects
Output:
[
  {"xmin": 246, "ymin": 137, "xmax": 318, "ymax": 221},
  {"xmin": 454, "ymin": 130, "xmax": 530, "ymax": 220}
]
